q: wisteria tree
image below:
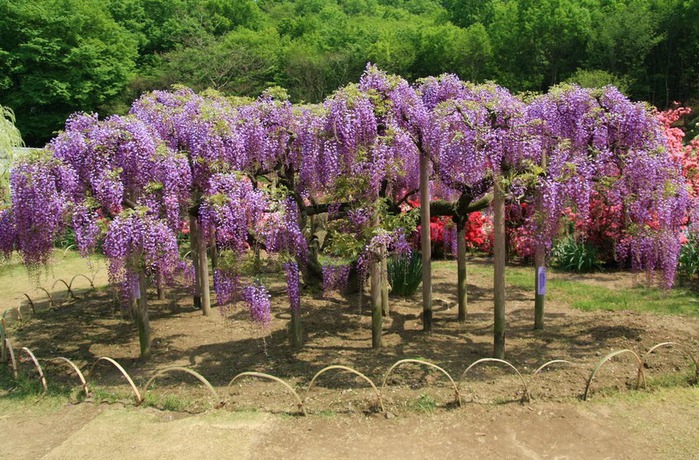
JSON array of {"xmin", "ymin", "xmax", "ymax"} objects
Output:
[
  {"xmin": 1, "ymin": 66, "xmax": 690, "ymax": 362},
  {"xmin": 2, "ymin": 113, "xmax": 191, "ymax": 358},
  {"xmin": 525, "ymin": 85, "xmax": 690, "ymax": 333}
]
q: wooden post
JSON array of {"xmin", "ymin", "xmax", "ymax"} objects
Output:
[
  {"xmin": 197, "ymin": 218, "xmax": 212, "ymax": 316},
  {"xmin": 371, "ymin": 256, "xmax": 382, "ymax": 349},
  {"xmin": 291, "ymin": 309, "xmax": 303, "ymax": 348},
  {"xmin": 210, "ymin": 230, "xmax": 219, "ymax": 272},
  {"xmin": 190, "ymin": 214, "xmax": 202, "ymax": 310},
  {"xmin": 534, "ymin": 245, "xmax": 546, "ymax": 330},
  {"xmin": 381, "ymin": 256, "xmax": 389, "ymax": 316},
  {"xmin": 457, "ymin": 219, "xmax": 468, "ymax": 322},
  {"xmin": 534, "ymin": 150, "xmax": 548, "ymax": 330},
  {"xmin": 420, "ymin": 152, "xmax": 432, "ymax": 331},
  {"xmin": 135, "ymin": 269, "xmax": 151, "ymax": 359},
  {"xmin": 1, "ymin": 323, "xmax": 7, "ymax": 363},
  {"xmin": 493, "ymin": 176, "xmax": 506, "ymax": 359},
  {"xmin": 156, "ymin": 272, "xmax": 165, "ymax": 300}
]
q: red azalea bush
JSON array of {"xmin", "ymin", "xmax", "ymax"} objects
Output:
[
  {"xmin": 409, "ymin": 198, "xmax": 493, "ymax": 257},
  {"xmin": 657, "ymin": 105, "xmax": 699, "ymax": 196}
]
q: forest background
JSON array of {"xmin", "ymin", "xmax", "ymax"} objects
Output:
[{"xmin": 1, "ymin": 0, "xmax": 698, "ymax": 146}]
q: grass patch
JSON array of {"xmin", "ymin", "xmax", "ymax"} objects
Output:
[
  {"xmin": 0, "ymin": 365, "xmax": 74, "ymax": 409},
  {"xmin": 435, "ymin": 259, "xmax": 699, "ymax": 316},
  {"xmin": 142, "ymin": 392, "xmax": 193, "ymax": 412},
  {"xmin": 548, "ymin": 282, "xmax": 699, "ymax": 315},
  {"xmin": 0, "ymin": 249, "xmax": 107, "ymax": 308},
  {"xmin": 410, "ymin": 393, "xmax": 437, "ymax": 413}
]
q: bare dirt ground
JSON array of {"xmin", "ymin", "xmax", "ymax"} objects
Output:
[{"xmin": 1, "ymin": 258, "xmax": 698, "ymax": 459}]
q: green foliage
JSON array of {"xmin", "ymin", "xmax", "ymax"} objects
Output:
[
  {"xmin": 161, "ymin": 27, "xmax": 280, "ymax": 96},
  {"xmin": 452, "ymin": 260, "xmax": 699, "ymax": 317},
  {"xmin": 142, "ymin": 392, "xmax": 191, "ymax": 411},
  {"xmin": 55, "ymin": 228, "xmax": 77, "ymax": 250},
  {"xmin": 0, "ymin": 0, "xmax": 138, "ymax": 145},
  {"xmin": 551, "ymin": 236, "xmax": 602, "ymax": 273},
  {"xmin": 564, "ymin": 69, "xmax": 631, "ymax": 94},
  {"xmin": 411, "ymin": 393, "xmax": 436, "ymax": 413},
  {"xmin": 0, "ymin": 105, "xmax": 23, "ymax": 203},
  {"xmin": 678, "ymin": 234, "xmax": 699, "ymax": 280},
  {"xmin": 2, "ymin": 0, "xmax": 698, "ymax": 144},
  {"xmin": 388, "ymin": 251, "xmax": 423, "ymax": 296}
]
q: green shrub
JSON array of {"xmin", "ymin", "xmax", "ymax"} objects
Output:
[
  {"xmin": 388, "ymin": 251, "xmax": 423, "ymax": 296},
  {"xmin": 551, "ymin": 236, "xmax": 602, "ymax": 273},
  {"xmin": 678, "ymin": 234, "xmax": 699, "ymax": 280}
]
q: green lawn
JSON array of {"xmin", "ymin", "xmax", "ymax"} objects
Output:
[
  {"xmin": 435, "ymin": 259, "xmax": 699, "ymax": 317},
  {"xmin": 0, "ymin": 250, "xmax": 108, "ymax": 310}
]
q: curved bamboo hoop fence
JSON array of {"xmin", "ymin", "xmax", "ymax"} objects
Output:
[
  {"xmin": 143, "ymin": 366, "xmax": 222, "ymax": 408},
  {"xmin": 23, "ymin": 293, "xmax": 36, "ymax": 314},
  {"xmin": 35, "ymin": 287, "xmax": 54, "ymax": 308},
  {"xmin": 461, "ymin": 358, "xmax": 530, "ymax": 403},
  {"xmin": 583, "ymin": 349, "xmax": 643, "ymax": 401},
  {"xmin": 640, "ymin": 342, "xmax": 699, "ymax": 386},
  {"xmin": 88, "ymin": 357, "xmax": 142, "ymax": 403},
  {"xmin": 529, "ymin": 359, "xmax": 583, "ymax": 399},
  {"xmin": 0, "ymin": 338, "xmax": 696, "ymax": 415},
  {"xmin": 305, "ymin": 365, "xmax": 384, "ymax": 413},
  {"xmin": 42, "ymin": 357, "xmax": 90, "ymax": 397},
  {"xmin": 2, "ymin": 307, "xmax": 22, "ymax": 322},
  {"xmin": 5, "ymin": 338, "xmax": 17, "ymax": 379},
  {"xmin": 382, "ymin": 359, "xmax": 462, "ymax": 407},
  {"xmin": 69, "ymin": 274, "xmax": 96, "ymax": 291},
  {"xmin": 19, "ymin": 347, "xmax": 47, "ymax": 393},
  {"xmin": 52, "ymin": 279, "xmax": 76, "ymax": 300},
  {"xmin": 228, "ymin": 371, "xmax": 306, "ymax": 416},
  {"xmin": 0, "ymin": 321, "xmax": 7, "ymax": 363}
]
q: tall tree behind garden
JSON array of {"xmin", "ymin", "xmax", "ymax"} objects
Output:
[{"xmin": 0, "ymin": 0, "xmax": 138, "ymax": 146}]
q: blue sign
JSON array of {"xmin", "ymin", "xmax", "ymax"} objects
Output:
[{"xmin": 537, "ymin": 267, "xmax": 547, "ymax": 296}]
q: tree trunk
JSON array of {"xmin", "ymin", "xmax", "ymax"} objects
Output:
[
  {"xmin": 371, "ymin": 257, "xmax": 382, "ymax": 348},
  {"xmin": 1, "ymin": 323, "xmax": 7, "ymax": 363},
  {"xmin": 381, "ymin": 256, "xmax": 389, "ymax": 316},
  {"xmin": 156, "ymin": 272, "xmax": 165, "ymax": 300},
  {"xmin": 534, "ymin": 245, "xmax": 546, "ymax": 330},
  {"xmin": 197, "ymin": 218, "xmax": 212, "ymax": 316},
  {"xmin": 420, "ymin": 152, "xmax": 432, "ymax": 331},
  {"xmin": 493, "ymin": 176, "xmax": 506, "ymax": 359},
  {"xmin": 291, "ymin": 308, "xmax": 303, "ymax": 348},
  {"xmin": 190, "ymin": 215, "xmax": 202, "ymax": 310},
  {"xmin": 457, "ymin": 219, "xmax": 468, "ymax": 322},
  {"xmin": 135, "ymin": 269, "xmax": 151, "ymax": 359},
  {"xmin": 210, "ymin": 231, "xmax": 219, "ymax": 272},
  {"xmin": 534, "ymin": 151, "xmax": 548, "ymax": 330}
]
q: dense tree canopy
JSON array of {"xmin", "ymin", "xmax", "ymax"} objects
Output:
[
  {"xmin": 1, "ymin": 0, "xmax": 697, "ymax": 146},
  {"xmin": 0, "ymin": 65, "xmax": 689, "ymax": 359}
]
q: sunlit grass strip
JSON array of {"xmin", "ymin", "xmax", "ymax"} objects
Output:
[{"xmin": 436, "ymin": 260, "xmax": 699, "ymax": 316}]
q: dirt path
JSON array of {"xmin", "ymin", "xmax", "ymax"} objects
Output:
[{"xmin": 1, "ymin": 387, "xmax": 697, "ymax": 459}]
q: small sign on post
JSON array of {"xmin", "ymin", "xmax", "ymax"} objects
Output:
[{"xmin": 537, "ymin": 266, "xmax": 547, "ymax": 296}]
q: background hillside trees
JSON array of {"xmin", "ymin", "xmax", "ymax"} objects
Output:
[{"xmin": 1, "ymin": 0, "xmax": 697, "ymax": 146}]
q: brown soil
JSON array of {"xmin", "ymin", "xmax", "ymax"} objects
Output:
[{"xmin": 2, "ymin": 259, "xmax": 698, "ymax": 458}]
